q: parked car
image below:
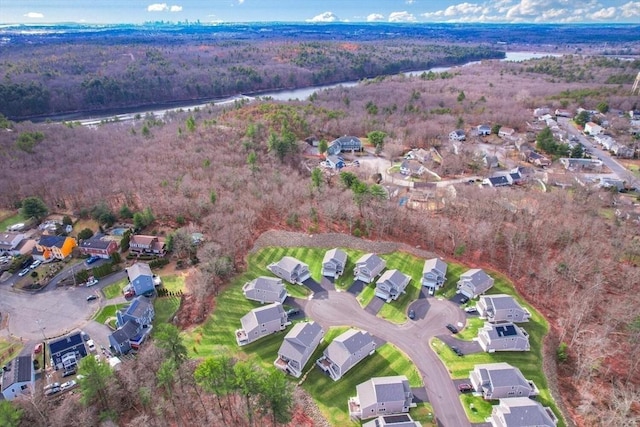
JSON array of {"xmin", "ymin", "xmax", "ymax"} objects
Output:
[
  {"xmin": 86, "ymin": 295, "xmax": 98, "ymax": 302},
  {"xmin": 428, "ymin": 287, "xmax": 435, "ymax": 296},
  {"xmin": 285, "ymin": 308, "xmax": 300, "ymax": 318},
  {"xmin": 408, "ymin": 309, "xmax": 416, "ymax": 320},
  {"xmin": 86, "ymin": 339, "xmax": 96, "ymax": 352},
  {"xmin": 458, "ymin": 383, "xmax": 474, "ymax": 393},
  {"xmin": 29, "ymin": 260, "xmax": 42, "ymax": 269},
  {"xmin": 459, "ymin": 296, "xmax": 469, "ymax": 304},
  {"xmin": 86, "ymin": 278, "xmax": 99, "ymax": 287},
  {"xmin": 450, "ymin": 346, "xmax": 464, "ymax": 357},
  {"xmin": 446, "ymin": 323, "xmax": 458, "ymax": 334},
  {"xmin": 45, "ymin": 386, "xmax": 61, "ymax": 396},
  {"xmin": 60, "ymin": 380, "xmax": 76, "ymax": 391},
  {"xmin": 43, "ymin": 382, "xmax": 60, "ymax": 391},
  {"xmin": 18, "ymin": 267, "xmax": 30, "ymax": 277},
  {"xmin": 62, "ymin": 368, "xmax": 76, "ymax": 378},
  {"xmin": 464, "ymin": 306, "xmax": 478, "ymax": 314},
  {"xmin": 85, "ymin": 255, "xmax": 100, "ymax": 265}
]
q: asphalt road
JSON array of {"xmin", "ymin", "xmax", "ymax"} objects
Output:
[{"xmin": 305, "ymin": 290, "xmax": 471, "ymax": 427}]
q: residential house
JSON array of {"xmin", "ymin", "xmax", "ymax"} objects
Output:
[
  {"xmin": 375, "ymin": 269, "xmax": 411, "ymax": 302},
  {"xmin": 629, "ymin": 110, "xmax": 640, "ymax": 120},
  {"xmin": 489, "ymin": 397, "xmax": 558, "ymax": 427},
  {"xmin": 599, "ymin": 177, "xmax": 625, "ymax": 191},
  {"xmin": 321, "ymin": 248, "xmax": 348, "ymax": 278},
  {"xmin": 554, "ymin": 109, "xmax": 572, "ymax": 118},
  {"xmin": 478, "ymin": 294, "xmax": 530, "ymax": 323},
  {"xmin": 457, "ymin": 269, "xmax": 495, "ymax": 299},
  {"xmin": 584, "ymin": 122, "xmax": 603, "ymax": 135},
  {"xmin": 79, "ymin": 235, "xmax": 118, "ymax": 259},
  {"xmin": 498, "ymin": 127, "xmax": 515, "ymax": 139},
  {"xmin": 33, "ymin": 235, "xmax": 76, "ymax": 261},
  {"xmin": 362, "ymin": 414, "xmax": 422, "ymax": 427},
  {"xmin": 421, "ymin": 258, "xmax": 447, "ymax": 291},
  {"xmin": 327, "ymin": 136, "xmax": 363, "ymax": 156},
  {"xmin": 483, "ymin": 154, "xmax": 500, "ymax": 169},
  {"xmin": 316, "ymin": 329, "xmax": 376, "ymax": 381},
  {"xmin": 0, "ymin": 232, "xmax": 25, "ymax": 256},
  {"xmin": 470, "ymin": 362, "xmax": 539, "ymax": 400},
  {"xmin": 478, "ymin": 322, "xmax": 530, "ymax": 352},
  {"xmin": 525, "ymin": 151, "xmax": 551, "ymax": 167},
  {"xmin": 533, "ymin": 107, "xmax": 550, "ymax": 118},
  {"xmin": 595, "ymin": 134, "xmax": 615, "ymax": 150},
  {"xmin": 349, "ymin": 375, "xmax": 415, "ymax": 420},
  {"xmin": 326, "ymin": 155, "xmax": 346, "ymax": 170},
  {"xmin": 483, "ymin": 175, "xmax": 511, "ymax": 188},
  {"xmin": 354, "ymin": 253, "xmax": 387, "ymax": 283},
  {"xmin": 242, "ymin": 276, "xmax": 288, "ymax": 304},
  {"xmin": 126, "ymin": 262, "xmax": 155, "ymax": 296},
  {"xmin": 267, "ymin": 256, "xmax": 311, "ymax": 284},
  {"xmin": 236, "ymin": 302, "xmax": 288, "ymax": 346},
  {"xmin": 49, "ymin": 332, "xmax": 87, "ymax": 371},
  {"xmin": 406, "ymin": 148, "xmax": 431, "ymax": 163},
  {"xmin": 449, "ymin": 129, "xmax": 466, "ymax": 141},
  {"xmin": 274, "ymin": 321, "xmax": 324, "ymax": 378},
  {"xmin": 1, "ymin": 356, "xmax": 34, "ymax": 401},
  {"xmin": 129, "ymin": 235, "xmax": 166, "ymax": 256},
  {"xmin": 477, "ymin": 124, "xmax": 492, "ymax": 136},
  {"xmin": 613, "ymin": 145, "xmax": 635, "ymax": 159},
  {"xmin": 400, "ymin": 160, "xmax": 426, "ymax": 176},
  {"xmin": 116, "ymin": 296, "xmax": 155, "ymax": 329},
  {"xmin": 109, "ymin": 319, "xmax": 152, "ymax": 355},
  {"xmin": 508, "ymin": 170, "xmax": 523, "ymax": 185},
  {"xmin": 559, "ymin": 158, "xmax": 603, "ymax": 172}
]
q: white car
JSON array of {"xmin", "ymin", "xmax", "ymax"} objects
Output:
[
  {"xmin": 30, "ymin": 260, "xmax": 42, "ymax": 269},
  {"xmin": 18, "ymin": 267, "xmax": 30, "ymax": 277},
  {"xmin": 86, "ymin": 339, "xmax": 96, "ymax": 352},
  {"xmin": 86, "ymin": 278, "xmax": 99, "ymax": 287},
  {"xmin": 464, "ymin": 306, "xmax": 478, "ymax": 314},
  {"xmin": 60, "ymin": 380, "xmax": 76, "ymax": 392}
]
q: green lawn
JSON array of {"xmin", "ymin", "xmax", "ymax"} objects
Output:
[
  {"xmin": 154, "ymin": 274, "xmax": 186, "ymax": 326},
  {"xmin": 102, "ymin": 278, "xmax": 128, "ymax": 300},
  {"xmin": 376, "ymin": 251, "xmax": 426, "ymax": 324},
  {"xmin": 93, "ymin": 304, "xmax": 128, "ymax": 324},
  {"xmin": 0, "ymin": 339, "xmax": 23, "ymax": 366},
  {"xmin": 460, "ymin": 393, "xmax": 493, "ymax": 423},
  {"xmin": 357, "ymin": 283, "xmax": 376, "ymax": 307},
  {"xmin": 0, "ymin": 212, "xmax": 26, "ymax": 232}
]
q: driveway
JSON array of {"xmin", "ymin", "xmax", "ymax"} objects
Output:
[
  {"xmin": 436, "ymin": 335, "xmax": 483, "ymax": 355},
  {"xmin": 305, "ymin": 292, "xmax": 471, "ymax": 427},
  {"xmin": 364, "ymin": 296, "xmax": 384, "ymax": 315},
  {"xmin": 347, "ymin": 279, "xmax": 367, "ymax": 295}
]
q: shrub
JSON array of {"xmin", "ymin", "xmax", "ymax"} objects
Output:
[
  {"xmin": 149, "ymin": 258, "xmax": 170, "ymax": 269},
  {"xmin": 557, "ymin": 342, "xmax": 569, "ymax": 362}
]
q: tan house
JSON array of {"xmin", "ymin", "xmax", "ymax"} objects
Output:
[{"xmin": 129, "ymin": 235, "xmax": 166, "ymax": 256}]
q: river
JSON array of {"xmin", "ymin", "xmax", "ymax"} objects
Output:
[{"xmin": 63, "ymin": 51, "xmax": 554, "ymax": 126}]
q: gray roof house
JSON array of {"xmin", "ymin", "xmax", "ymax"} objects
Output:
[
  {"xmin": 108, "ymin": 319, "xmax": 151, "ymax": 355},
  {"xmin": 362, "ymin": 414, "xmax": 422, "ymax": 427},
  {"xmin": 126, "ymin": 262, "xmax": 155, "ymax": 296},
  {"xmin": 489, "ymin": 397, "xmax": 558, "ymax": 427},
  {"xmin": 400, "ymin": 160, "xmax": 426, "ymax": 177},
  {"xmin": 274, "ymin": 321, "xmax": 324, "ymax": 378},
  {"xmin": 267, "ymin": 256, "xmax": 311, "ymax": 284},
  {"xmin": 1, "ymin": 356, "xmax": 34, "ymax": 401},
  {"xmin": 49, "ymin": 332, "xmax": 88, "ymax": 371},
  {"xmin": 0, "ymin": 232, "xmax": 25, "ymax": 256},
  {"xmin": 421, "ymin": 258, "xmax": 447, "ymax": 290},
  {"xmin": 469, "ymin": 362, "xmax": 539, "ymax": 400},
  {"xmin": 449, "ymin": 129, "xmax": 466, "ymax": 141},
  {"xmin": 236, "ymin": 302, "xmax": 288, "ymax": 346},
  {"xmin": 322, "ymin": 248, "xmax": 348, "ymax": 278},
  {"xmin": 316, "ymin": 329, "xmax": 376, "ymax": 381},
  {"xmin": 327, "ymin": 136, "xmax": 363, "ymax": 156},
  {"xmin": 116, "ymin": 296, "xmax": 155, "ymax": 329},
  {"xmin": 477, "ymin": 124, "xmax": 492, "ymax": 136},
  {"xmin": 457, "ymin": 269, "xmax": 494, "ymax": 299},
  {"xmin": 478, "ymin": 294, "xmax": 531, "ymax": 324},
  {"xmin": 354, "ymin": 253, "xmax": 387, "ymax": 283},
  {"xmin": 242, "ymin": 276, "xmax": 288, "ymax": 304},
  {"xmin": 478, "ymin": 322, "xmax": 530, "ymax": 353},
  {"xmin": 349, "ymin": 375, "xmax": 416, "ymax": 420},
  {"xmin": 375, "ymin": 269, "xmax": 411, "ymax": 303}
]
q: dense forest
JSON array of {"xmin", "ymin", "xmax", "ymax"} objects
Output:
[{"xmin": 2, "ymin": 36, "xmax": 640, "ymax": 426}]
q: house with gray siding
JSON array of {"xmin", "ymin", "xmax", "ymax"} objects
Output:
[
  {"xmin": 274, "ymin": 321, "xmax": 324, "ymax": 378},
  {"xmin": 349, "ymin": 375, "xmax": 415, "ymax": 420},
  {"xmin": 322, "ymin": 248, "xmax": 348, "ymax": 278},
  {"xmin": 236, "ymin": 302, "xmax": 288, "ymax": 346},
  {"xmin": 267, "ymin": 256, "xmax": 311, "ymax": 284},
  {"xmin": 354, "ymin": 253, "xmax": 386, "ymax": 283},
  {"xmin": 243, "ymin": 276, "xmax": 287, "ymax": 304},
  {"xmin": 375, "ymin": 269, "xmax": 411, "ymax": 303},
  {"xmin": 317, "ymin": 329, "xmax": 376, "ymax": 381},
  {"xmin": 489, "ymin": 397, "xmax": 558, "ymax": 427},
  {"xmin": 327, "ymin": 136, "xmax": 363, "ymax": 156},
  {"xmin": 469, "ymin": 362, "xmax": 538, "ymax": 400},
  {"xmin": 421, "ymin": 258, "xmax": 447, "ymax": 291},
  {"xmin": 126, "ymin": 262, "xmax": 155, "ymax": 296},
  {"xmin": 362, "ymin": 414, "xmax": 421, "ymax": 427},
  {"xmin": 457, "ymin": 269, "xmax": 494, "ymax": 299},
  {"xmin": 116, "ymin": 296, "xmax": 155, "ymax": 329},
  {"xmin": 1, "ymin": 356, "xmax": 34, "ymax": 401},
  {"xmin": 478, "ymin": 322, "xmax": 530, "ymax": 353},
  {"xmin": 108, "ymin": 319, "xmax": 151, "ymax": 355},
  {"xmin": 477, "ymin": 295, "xmax": 531, "ymax": 324}
]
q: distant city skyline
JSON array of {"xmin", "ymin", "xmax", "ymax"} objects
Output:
[{"xmin": 2, "ymin": 0, "xmax": 639, "ymax": 25}]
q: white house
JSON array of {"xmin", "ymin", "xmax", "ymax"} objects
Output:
[
  {"xmin": 449, "ymin": 129, "xmax": 466, "ymax": 141},
  {"xmin": 584, "ymin": 122, "xmax": 603, "ymax": 135}
]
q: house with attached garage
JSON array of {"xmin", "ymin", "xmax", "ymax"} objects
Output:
[
  {"xmin": 422, "ymin": 258, "xmax": 447, "ymax": 292},
  {"xmin": 405, "ymin": 148, "xmax": 431, "ymax": 163},
  {"xmin": 362, "ymin": 414, "xmax": 421, "ymax": 427},
  {"xmin": 1, "ymin": 356, "xmax": 34, "ymax": 401},
  {"xmin": 349, "ymin": 375, "xmax": 416, "ymax": 420},
  {"xmin": 242, "ymin": 276, "xmax": 288, "ymax": 304},
  {"xmin": 327, "ymin": 136, "xmax": 363, "ymax": 156},
  {"xmin": 354, "ymin": 253, "xmax": 387, "ymax": 283},
  {"xmin": 79, "ymin": 235, "xmax": 119, "ymax": 259},
  {"xmin": 457, "ymin": 269, "xmax": 494, "ymax": 299},
  {"xmin": 0, "ymin": 232, "xmax": 26, "ymax": 256},
  {"xmin": 325, "ymin": 155, "xmax": 346, "ymax": 170},
  {"xmin": 322, "ymin": 248, "xmax": 348, "ymax": 278},
  {"xmin": 489, "ymin": 397, "xmax": 558, "ymax": 427},
  {"xmin": 126, "ymin": 262, "xmax": 155, "ymax": 296},
  {"xmin": 274, "ymin": 321, "xmax": 324, "ymax": 378},
  {"xmin": 400, "ymin": 160, "xmax": 427, "ymax": 177},
  {"xmin": 267, "ymin": 256, "xmax": 311, "ymax": 284},
  {"xmin": 49, "ymin": 332, "xmax": 88, "ymax": 371},
  {"xmin": 483, "ymin": 175, "xmax": 510, "ymax": 188},
  {"xmin": 316, "ymin": 329, "xmax": 376, "ymax": 381},
  {"xmin": 449, "ymin": 129, "xmax": 466, "ymax": 141},
  {"xmin": 236, "ymin": 302, "xmax": 289, "ymax": 346},
  {"xmin": 498, "ymin": 127, "xmax": 516, "ymax": 139},
  {"xmin": 469, "ymin": 362, "xmax": 539, "ymax": 400},
  {"xmin": 584, "ymin": 122, "xmax": 603, "ymax": 135},
  {"xmin": 33, "ymin": 235, "xmax": 77, "ymax": 261},
  {"xmin": 478, "ymin": 294, "xmax": 531, "ymax": 323},
  {"xmin": 478, "ymin": 322, "xmax": 530, "ymax": 353},
  {"xmin": 116, "ymin": 296, "xmax": 155, "ymax": 329},
  {"xmin": 129, "ymin": 234, "xmax": 166, "ymax": 256},
  {"xmin": 477, "ymin": 124, "xmax": 492, "ymax": 136},
  {"xmin": 375, "ymin": 269, "xmax": 411, "ymax": 303},
  {"xmin": 109, "ymin": 319, "xmax": 152, "ymax": 355}
]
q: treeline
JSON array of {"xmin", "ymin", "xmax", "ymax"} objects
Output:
[{"xmin": 0, "ymin": 39, "xmax": 503, "ymax": 119}]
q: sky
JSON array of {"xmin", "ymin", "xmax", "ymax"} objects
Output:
[{"xmin": 2, "ymin": 0, "xmax": 640, "ymax": 24}]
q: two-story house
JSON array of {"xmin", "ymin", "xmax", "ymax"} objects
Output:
[
  {"xmin": 327, "ymin": 136, "xmax": 363, "ymax": 156},
  {"xmin": 267, "ymin": 256, "xmax": 311, "ymax": 284},
  {"xmin": 457, "ymin": 269, "xmax": 494, "ymax": 299},
  {"xmin": 469, "ymin": 362, "xmax": 539, "ymax": 400},
  {"xmin": 375, "ymin": 269, "xmax": 411, "ymax": 303},
  {"xmin": 236, "ymin": 302, "xmax": 289, "ymax": 346},
  {"xmin": 49, "ymin": 332, "xmax": 87, "ymax": 371},
  {"xmin": 79, "ymin": 235, "xmax": 119, "ymax": 259},
  {"xmin": 34, "ymin": 235, "xmax": 77, "ymax": 261},
  {"xmin": 0, "ymin": 232, "xmax": 26, "ymax": 256},
  {"xmin": 478, "ymin": 322, "xmax": 530, "ymax": 353},
  {"xmin": 354, "ymin": 253, "xmax": 386, "ymax": 283},
  {"xmin": 349, "ymin": 375, "xmax": 415, "ymax": 420},
  {"xmin": 449, "ymin": 129, "xmax": 466, "ymax": 141},
  {"xmin": 242, "ymin": 276, "xmax": 288, "ymax": 304},
  {"xmin": 421, "ymin": 258, "xmax": 447, "ymax": 292},
  {"xmin": 108, "ymin": 319, "xmax": 152, "ymax": 355},
  {"xmin": 321, "ymin": 248, "xmax": 348, "ymax": 278},
  {"xmin": 1, "ymin": 356, "xmax": 34, "ymax": 401},
  {"xmin": 316, "ymin": 329, "xmax": 376, "ymax": 381},
  {"xmin": 274, "ymin": 321, "xmax": 324, "ymax": 378},
  {"xmin": 126, "ymin": 262, "xmax": 155, "ymax": 296},
  {"xmin": 489, "ymin": 397, "xmax": 558, "ymax": 427},
  {"xmin": 116, "ymin": 296, "xmax": 155, "ymax": 329},
  {"xmin": 477, "ymin": 294, "xmax": 531, "ymax": 323},
  {"xmin": 129, "ymin": 235, "xmax": 166, "ymax": 256}
]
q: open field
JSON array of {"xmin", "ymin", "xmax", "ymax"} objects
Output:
[
  {"xmin": 153, "ymin": 274, "xmax": 185, "ymax": 326},
  {"xmin": 102, "ymin": 278, "xmax": 127, "ymax": 299},
  {"xmin": 93, "ymin": 304, "xmax": 127, "ymax": 324},
  {"xmin": 0, "ymin": 338, "xmax": 23, "ymax": 366},
  {"xmin": 0, "ymin": 212, "xmax": 26, "ymax": 231}
]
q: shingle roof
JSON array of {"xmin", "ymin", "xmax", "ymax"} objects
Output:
[
  {"xmin": 245, "ymin": 276, "xmax": 284, "ymax": 293},
  {"xmin": 241, "ymin": 302, "xmax": 285, "ymax": 332},
  {"xmin": 356, "ymin": 253, "xmax": 384, "ymax": 270},
  {"xmin": 38, "ymin": 235, "xmax": 67, "ymax": 248},
  {"xmin": 1, "ymin": 356, "xmax": 32, "ymax": 391},
  {"xmin": 423, "ymin": 258, "xmax": 447, "ymax": 275},
  {"xmin": 326, "ymin": 329, "xmax": 374, "ymax": 366},
  {"xmin": 482, "ymin": 294, "xmax": 523, "ymax": 311},
  {"xmin": 111, "ymin": 320, "xmax": 140, "ymax": 344},
  {"xmin": 79, "ymin": 235, "xmax": 113, "ymax": 250},
  {"xmin": 127, "ymin": 262, "xmax": 152, "ymax": 280},
  {"xmin": 475, "ymin": 362, "xmax": 529, "ymax": 389},
  {"xmin": 494, "ymin": 397, "xmax": 556, "ymax": 427},
  {"xmin": 357, "ymin": 376, "xmax": 410, "ymax": 409},
  {"xmin": 377, "ymin": 269, "xmax": 410, "ymax": 288},
  {"xmin": 278, "ymin": 321, "xmax": 323, "ymax": 361},
  {"xmin": 323, "ymin": 248, "xmax": 347, "ymax": 266},
  {"xmin": 124, "ymin": 296, "xmax": 152, "ymax": 319}
]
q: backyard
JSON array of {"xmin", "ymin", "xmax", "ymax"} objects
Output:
[{"xmin": 0, "ymin": 211, "xmax": 26, "ymax": 231}]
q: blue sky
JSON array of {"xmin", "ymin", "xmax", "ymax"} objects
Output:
[{"xmin": 3, "ymin": 0, "xmax": 640, "ymax": 24}]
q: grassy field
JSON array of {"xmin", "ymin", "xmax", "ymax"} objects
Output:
[
  {"xmin": 153, "ymin": 274, "xmax": 185, "ymax": 326},
  {"xmin": 460, "ymin": 393, "xmax": 493, "ymax": 423},
  {"xmin": 93, "ymin": 304, "xmax": 127, "ymax": 324},
  {"xmin": 376, "ymin": 251, "xmax": 425, "ymax": 324},
  {"xmin": 0, "ymin": 212, "xmax": 26, "ymax": 231},
  {"xmin": 0, "ymin": 339, "xmax": 23, "ymax": 366},
  {"xmin": 102, "ymin": 278, "xmax": 128, "ymax": 299}
]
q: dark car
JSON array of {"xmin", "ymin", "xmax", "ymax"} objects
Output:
[
  {"xmin": 408, "ymin": 309, "xmax": 416, "ymax": 320},
  {"xmin": 450, "ymin": 346, "xmax": 464, "ymax": 357},
  {"xmin": 285, "ymin": 308, "xmax": 300, "ymax": 318},
  {"xmin": 85, "ymin": 256, "xmax": 100, "ymax": 265},
  {"xmin": 459, "ymin": 296, "xmax": 469, "ymax": 304},
  {"xmin": 62, "ymin": 368, "xmax": 76, "ymax": 378},
  {"xmin": 458, "ymin": 383, "xmax": 474, "ymax": 393},
  {"xmin": 446, "ymin": 323, "xmax": 458, "ymax": 334},
  {"xmin": 86, "ymin": 295, "xmax": 98, "ymax": 302},
  {"xmin": 45, "ymin": 386, "xmax": 61, "ymax": 396}
]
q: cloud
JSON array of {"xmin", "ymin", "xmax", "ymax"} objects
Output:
[
  {"xmin": 591, "ymin": 7, "xmax": 616, "ymax": 19},
  {"xmin": 388, "ymin": 11, "xmax": 416, "ymax": 22},
  {"xmin": 237, "ymin": 0, "xmax": 245, "ymax": 3},
  {"xmin": 306, "ymin": 11, "xmax": 340, "ymax": 22},
  {"xmin": 367, "ymin": 13, "xmax": 385, "ymax": 22},
  {"xmin": 147, "ymin": 3, "xmax": 169, "ymax": 12},
  {"xmin": 24, "ymin": 12, "xmax": 44, "ymax": 19},
  {"xmin": 170, "ymin": 5, "xmax": 182, "ymax": 12},
  {"xmin": 406, "ymin": 0, "xmax": 415, "ymax": 4},
  {"xmin": 620, "ymin": 1, "xmax": 640, "ymax": 17}
]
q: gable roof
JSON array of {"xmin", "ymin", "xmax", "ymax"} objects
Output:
[
  {"xmin": 1, "ymin": 356, "xmax": 32, "ymax": 391},
  {"xmin": 273, "ymin": 256, "xmax": 306, "ymax": 273},
  {"xmin": 377, "ymin": 269, "xmax": 410, "ymax": 288},
  {"xmin": 461, "ymin": 269, "xmax": 492, "ymax": 286},
  {"xmin": 245, "ymin": 276, "xmax": 284, "ymax": 293},
  {"xmin": 323, "ymin": 248, "xmax": 347, "ymax": 266},
  {"xmin": 123, "ymin": 296, "xmax": 153, "ymax": 319},
  {"xmin": 326, "ymin": 329, "xmax": 374, "ymax": 366},
  {"xmin": 127, "ymin": 262, "xmax": 153, "ymax": 280},
  {"xmin": 362, "ymin": 414, "xmax": 421, "ymax": 427},
  {"xmin": 474, "ymin": 362, "xmax": 530, "ymax": 389},
  {"xmin": 130, "ymin": 235, "xmax": 157, "ymax": 246},
  {"xmin": 487, "ymin": 176, "xmax": 510, "ymax": 186},
  {"xmin": 423, "ymin": 258, "xmax": 447, "ymax": 275},
  {"xmin": 111, "ymin": 320, "xmax": 141, "ymax": 345},
  {"xmin": 241, "ymin": 302, "xmax": 285, "ymax": 332},
  {"xmin": 79, "ymin": 235, "xmax": 114, "ymax": 250},
  {"xmin": 38, "ymin": 235, "xmax": 67, "ymax": 248},
  {"xmin": 481, "ymin": 294, "xmax": 524, "ymax": 312},
  {"xmin": 49, "ymin": 332, "xmax": 84, "ymax": 355},
  {"xmin": 355, "ymin": 253, "xmax": 384, "ymax": 270},
  {"xmin": 278, "ymin": 321, "xmax": 323, "ymax": 361},
  {"xmin": 493, "ymin": 397, "xmax": 557, "ymax": 427},
  {"xmin": 357, "ymin": 375, "xmax": 411, "ymax": 408}
]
